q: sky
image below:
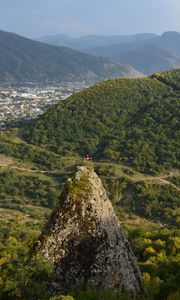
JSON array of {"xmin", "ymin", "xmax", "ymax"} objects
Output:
[{"xmin": 0, "ymin": 0, "xmax": 180, "ymax": 38}]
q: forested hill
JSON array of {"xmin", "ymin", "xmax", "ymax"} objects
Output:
[
  {"xmin": 0, "ymin": 29, "xmax": 141, "ymax": 83},
  {"xmin": 24, "ymin": 69, "xmax": 180, "ymax": 174},
  {"xmin": 152, "ymin": 68, "xmax": 180, "ymax": 90}
]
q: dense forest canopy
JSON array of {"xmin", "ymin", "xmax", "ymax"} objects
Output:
[{"xmin": 25, "ymin": 69, "xmax": 180, "ymax": 174}]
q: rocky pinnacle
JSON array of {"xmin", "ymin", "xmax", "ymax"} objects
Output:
[{"xmin": 36, "ymin": 166, "xmax": 144, "ymax": 296}]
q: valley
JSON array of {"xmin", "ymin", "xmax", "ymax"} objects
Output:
[
  {"xmin": 0, "ymin": 69, "xmax": 179, "ymax": 300},
  {"xmin": 0, "ymin": 0, "xmax": 180, "ymax": 298}
]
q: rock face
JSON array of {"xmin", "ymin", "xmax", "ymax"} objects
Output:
[{"xmin": 37, "ymin": 166, "xmax": 144, "ymax": 296}]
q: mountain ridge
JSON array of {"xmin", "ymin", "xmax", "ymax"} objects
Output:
[
  {"xmin": 36, "ymin": 32, "xmax": 158, "ymax": 50},
  {"xmin": 35, "ymin": 31, "xmax": 180, "ymax": 75},
  {"xmin": 86, "ymin": 31, "xmax": 180, "ymax": 75},
  {"xmin": 0, "ymin": 29, "xmax": 142, "ymax": 84}
]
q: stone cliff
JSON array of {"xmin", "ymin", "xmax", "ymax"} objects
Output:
[{"xmin": 36, "ymin": 166, "xmax": 144, "ymax": 296}]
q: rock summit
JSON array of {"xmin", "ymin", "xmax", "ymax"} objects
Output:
[{"xmin": 37, "ymin": 166, "xmax": 144, "ymax": 296}]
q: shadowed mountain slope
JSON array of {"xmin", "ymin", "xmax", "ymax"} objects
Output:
[
  {"xmin": 0, "ymin": 29, "xmax": 142, "ymax": 83},
  {"xmin": 87, "ymin": 31, "xmax": 180, "ymax": 75}
]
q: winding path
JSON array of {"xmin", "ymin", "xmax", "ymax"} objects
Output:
[
  {"xmin": 0, "ymin": 162, "xmax": 179, "ymax": 191},
  {"xmin": 132, "ymin": 175, "xmax": 180, "ymax": 191}
]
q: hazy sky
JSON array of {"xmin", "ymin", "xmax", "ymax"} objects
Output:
[{"xmin": 0, "ymin": 0, "xmax": 180, "ymax": 37}]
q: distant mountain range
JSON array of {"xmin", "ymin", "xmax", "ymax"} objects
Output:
[
  {"xmin": 36, "ymin": 33, "xmax": 157, "ymax": 51},
  {"xmin": 37, "ymin": 31, "xmax": 180, "ymax": 75},
  {"xmin": 0, "ymin": 30, "xmax": 142, "ymax": 84},
  {"xmin": 1, "ymin": 29, "xmax": 180, "ymax": 83}
]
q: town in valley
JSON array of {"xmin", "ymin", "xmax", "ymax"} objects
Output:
[{"xmin": 0, "ymin": 81, "xmax": 91, "ymax": 130}]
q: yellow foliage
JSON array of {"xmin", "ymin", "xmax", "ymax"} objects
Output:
[
  {"xmin": 143, "ymin": 272, "xmax": 151, "ymax": 283},
  {"xmin": 156, "ymin": 251, "xmax": 167, "ymax": 262},
  {"xmin": 143, "ymin": 238, "xmax": 152, "ymax": 245},
  {"xmin": 154, "ymin": 239, "xmax": 166, "ymax": 250},
  {"xmin": 0, "ymin": 257, "xmax": 7, "ymax": 266},
  {"xmin": 8, "ymin": 236, "xmax": 18, "ymax": 244},
  {"xmin": 144, "ymin": 246, "xmax": 157, "ymax": 256},
  {"xmin": 169, "ymin": 237, "xmax": 180, "ymax": 249}
]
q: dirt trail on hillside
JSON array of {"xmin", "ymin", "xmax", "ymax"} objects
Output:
[
  {"xmin": 0, "ymin": 162, "xmax": 179, "ymax": 191},
  {"xmin": 0, "ymin": 163, "xmax": 58, "ymax": 174},
  {"xmin": 133, "ymin": 175, "xmax": 180, "ymax": 191}
]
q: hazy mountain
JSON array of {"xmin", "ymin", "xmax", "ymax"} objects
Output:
[
  {"xmin": 87, "ymin": 31, "xmax": 180, "ymax": 75},
  {"xmin": 90, "ymin": 43, "xmax": 180, "ymax": 75},
  {"xmin": 36, "ymin": 33, "xmax": 158, "ymax": 51},
  {"xmin": 35, "ymin": 31, "xmax": 180, "ymax": 75},
  {"xmin": 0, "ymin": 30, "xmax": 142, "ymax": 84},
  {"xmin": 158, "ymin": 31, "xmax": 180, "ymax": 55}
]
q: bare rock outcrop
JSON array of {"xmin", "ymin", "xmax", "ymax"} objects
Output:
[{"xmin": 36, "ymin": 166, "xmax": 144, "ymax": 296}]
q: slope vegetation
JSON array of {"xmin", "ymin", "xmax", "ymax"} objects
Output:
[
  {"xmin": 0, "ymin": 127, "xmax": 179, "ymax": 299},
  {"xmin": 25, "ymin": 69, "xmax": 180, "ymax": 174}
]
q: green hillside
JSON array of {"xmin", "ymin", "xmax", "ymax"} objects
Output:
[
  {"xmin": 0, "ymin": 69, "xmax": 179, "ymax": 299},
  {"xmin": 0, "ymin": 29, "xmax": 141, "ymax": 83},
  {"xmin": 24, "ymin": 69, "xmax": 180, "ymax": 174},
  {"xmin": 0, "ymin": 127, "xmax": 179, "ymax": 299},
  {"xmin": 0, "ymin": 130, "xmax": 180, "ymax": 300},
  {"xmin": 152, "ymin": 68, "xmax": 180, "ymax": 89}
]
